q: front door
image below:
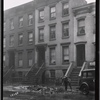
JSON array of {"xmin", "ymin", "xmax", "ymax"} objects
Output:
[
  {"xmin": 76, "ymin": 44, "xmax": 85, "ymax": 67},
  {"xmin": 38, "ymin": 46, "xmax": 45, "ymax": 67}
]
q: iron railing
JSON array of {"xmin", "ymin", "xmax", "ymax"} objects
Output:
[
  {"xmin": 25, "ymin": 63, "xmax": 36, "ymax": 77},
  {"xmin": 35, "ymin": 62, "xmax": 44, "ymax": 76}
]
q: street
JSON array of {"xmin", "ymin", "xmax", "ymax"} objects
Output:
[{"xmin": 3, "ymin": 85, "xmax": 95, "ymax": 100}]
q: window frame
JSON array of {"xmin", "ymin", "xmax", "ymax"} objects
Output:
[
  {"xmin": 38, "ymin": 27, "xmax": 44, "ymax": 42},
  {"xmin": 3, "ymin": 54, "xmax": 6, "ymax": 68},
  {"xmin": 9, "ymin": 35, "xmax": 14, "ymax": 47},
  {"xmin": 10, "ymin": 18, "xmax": 14, "ymax": 30},
  {"xmin": 28, "ymin": 14, "xmax": 33, "ymax": 26},
  {"xmin": 27, "ymin": 51, "xmax": 33, "ymax": 67},
  {"xmin": 19, "ymin": 16, "xmax": 23, "ymax": 28},
  {"xmin": 77, "ymin": 18, "xmax": 85, "ymax": 36},
  {"xmin": 18, "ymin": 33, "xmax": 23, "ymax": 46},
  {"xmin": 62, "ymin": 45, "xmax": 69, "ymax": 64},
  {"xmin": 49, "ymin": 47, "xmax": 56, "ymax": 65},
  {"xmin": 62, "ymin": 2, "xmax": 69, "ymax": 16},
  {"xmin": 18, "ymin": 52, "xmax": 23, "ymax": 67},
  {"xmin": 28, "ymin": 31, "xmax": 33, "ymax": 44},
  {"xmin": 62, "ymin": 22, "xmax": 69, "ymax": 38},
  {"xmin": 50, "ymin": 6, "xmax": 56, "ymax": 20},
  {"xmin": 39, "ymin": 9, "xmax": 44, "ymax": 22},
  {"xmin": 49, "ymin": 24, "xmax": 56, "ymax": 41}
]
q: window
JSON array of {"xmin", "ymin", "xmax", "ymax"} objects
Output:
[
  {"xmin": 62, "ymin": 22, "xmax": 69, "ymax": 37},
  {"xmin": 50, "ymin": 47, "xmax": 56, "ymax": 64},
  {"xmin": 82, "ymin": 72, "xmax": 87, "ymax": 78},
  {"xmin": 78, "ymin": 19, "xmax": 85, "ymax": 35},
  {"xmin": 50, "ymin": 6, "xmax": 56, "ymax": 19},
  {"xmin": 62, "ymin": 46, "xmax": 69, "ymax": 63},
  {"xmin": 3, "ymin": 54, "xmax": 5, "ymax": 68},
  {"xmin": 39, "ymin": 28, "xmax": 44, "ymax": 42},
  {"xmin": 28, "ymin": 32, "xmax": 33, "ymax": 44},
  {"xmin": 88, "ymin": 72, "xmax": 93, "ymax": 78},
  {"xmin": 18, "ymin": 52, "xmax": 23, "ymax": 67},
  {"xmin": 9, "ymin": 35, "xmax": 14, "ymax": 47},
  {"xmin": 10, "ymin": 19, "xmax": 14, "ymax": 30},
  {"xmin": 27, "ymin": 51, "xmax": 33, "ymax": 67},
  {"xmin": 28, "ymin": 14, "xmax": 33, "ymax": 25},
  {"xmin": 50, "ymin": 25, "xmax": 56, "ymax": 40},
  {"xmin": 4, "ymin": 22, "xmax": 6, "ymax": 32},
  {"xmin": 50, "ymin": 70, "xmax": 55, "ymax": 78},
  {"xmin": 93, "ymin": 16, "xmax": 95, "ymax": 34},
  {"xmin": 39, "ymin": 9, "xmax": 44, "ymax": 21},
  {"xmin": 3, "ymin": 37, "xmax": 6, "ymax": 48},
  {"xmin": 62, "ymin": 3, "xmax": 69, "ymax": 16},
  {"xmin": 18, "ymin": 33, "xmax": 23, "ymax": 46},
  {"xmin": 19, "ymin": 17, "xmax": 23, "ymax": 28}
]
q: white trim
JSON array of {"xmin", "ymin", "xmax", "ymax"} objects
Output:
[
  {"xmin": 64, "ymin": 62, "xmax": 72, "ymax": 77},
  {"xmin": 79, "ymin": 62, "xmax": 86, "ymax": 77}
]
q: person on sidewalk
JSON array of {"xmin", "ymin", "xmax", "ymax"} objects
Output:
[{"xmin": 62, "ymin": 76, "xmax": 72, "ymax": 92}]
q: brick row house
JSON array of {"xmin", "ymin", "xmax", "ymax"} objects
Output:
[
  {"xmin": 3, "ymin": 1, "xmax": 35, "ymax": 83},
  {"xmin": 3, "ymin": 0, "xmax": 95, "ymax": 85}
]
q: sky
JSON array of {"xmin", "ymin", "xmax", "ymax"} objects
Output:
[{"xmin": 4, "ymin": 0, "xmax": 95, "ymax": 11}]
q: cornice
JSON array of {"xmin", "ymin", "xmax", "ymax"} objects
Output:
[{"xmin": 72, "ymin": 3, "xmax": 95, "ymax": 16}]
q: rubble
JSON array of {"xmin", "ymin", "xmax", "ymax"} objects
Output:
[{"xmin": 3, "ymin": 84, "xmax": 79, "ymax": 97}]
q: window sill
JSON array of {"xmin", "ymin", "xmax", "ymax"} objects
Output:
[
  {"xmin": 38, "ymin": 20, "xmax": 44, "ymax": 23},
  {"xmin": 49, "ymin": 38, "xmax": 56, "ymax": 41},
  {"xmin": 77, "ymin": 33, "xmax": 85, "ymax": 36},
  {"xmin": 28, "ymin": 43, "xmax": 33, "ymax": 45},
  {"xmin": 38, "ymin": 40, "xmax": 44, "ymax": 43},
  {"xmin": 62, "ymin": 62, "xmax": 69, "ymax": 65},
  {"xmin": 19, "ymin": 26, "xmax": 23, "ymax": 29},
  {"xmin": 28, "ymin": 24, "xmax": 33, "ymax": 26},
  {"xmin": 62, "ymin": 36, "xmax": 69, "ymax": 39},
  {"xmin": 50, "ymin": 17, "xmax": 56, "ymax": 21},
  {"xmin": 49, "ymin": 63, "xmax": 56, "ymax": 65},
  {"xmin": 18, "ymin": 44, "xmax": 23, "ymax": 47},
  {"xmin": 62, "ymin": 14, "xmax": 69, "ymax": 17}
]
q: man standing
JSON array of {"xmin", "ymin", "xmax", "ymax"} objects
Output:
[{"xmin": 62, "ymin": 76, "xmax": 72, "ymax": 92}]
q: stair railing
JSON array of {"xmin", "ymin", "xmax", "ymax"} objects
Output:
[
  {"xmin": 64, "ymin": 62, "xmax": 74, "ymax": 77},
  {"xmin": 79, "ymin": 62, "xmax": 87, "ymax": 77},
  {"xmin": 35, "ymin": 62, "xmax": 44, "ymax": 76},
  {"xmin": 25, "ymin": 63, "xmax": 36, "ymax": 77},
  {"xmin": 3, "ymin": 66, "xmax": 13, "ymax": 78}
]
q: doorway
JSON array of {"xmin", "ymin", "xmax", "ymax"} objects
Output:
[
  {"xmin": 76, "ymin": 44, "xmax": 85, "ymax": 67},
  {"xmin": 9, "ymin": 51, "xmax": 15, "ymax": 68},
  {"xmin": 38, "ymin": 46, "xmax": 45, "ymax": 67}
]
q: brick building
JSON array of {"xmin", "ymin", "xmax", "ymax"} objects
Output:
[
  {"xmin": 3, "ymin": 1, "xmax": 35, "ymax": 83},
  {"xmin": 3, "ymin": 0, "xmax": 95, "ymax": 85},
  {"xmin": 34, "ymin": 0, "xmax": 95, "ymax": 85}
]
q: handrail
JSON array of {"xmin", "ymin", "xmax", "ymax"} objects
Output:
[
  {"xmin": 35, "ymin": 62, "xmax": 44, "ymax": 76},
  {"xmin": 3, "ymin": 66, "xmax": 13, "ymax": 78},
  {"xmin": 64, "ymin": 62, "xmax": 73, "ymax": 77},
  {"xmin": 79, "ymin": 62, "xmax": 86, "ymax": 77},
  {"xmin": 25, "ymin": 63, "xmax": 36, "ymax": 77}
]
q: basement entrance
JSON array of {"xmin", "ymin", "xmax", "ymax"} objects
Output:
[{"xmin": 76, "ymin": 44, "xmax": 85, "ymax": 67}]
